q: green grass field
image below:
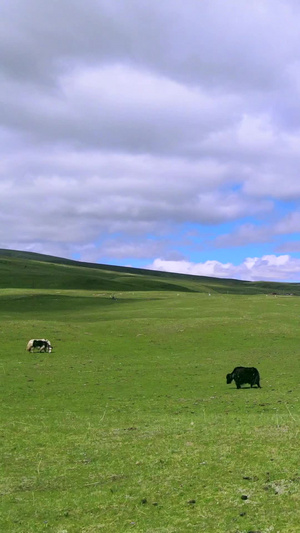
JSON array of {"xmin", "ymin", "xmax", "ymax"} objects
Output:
[{"xmin": 1, "ymin": 252, "xmax": 300, "ymax": 532}]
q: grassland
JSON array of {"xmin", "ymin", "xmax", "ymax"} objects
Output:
[{"xmin": 1, "ymin": 251, "xmax": 300, "ymax": 532}]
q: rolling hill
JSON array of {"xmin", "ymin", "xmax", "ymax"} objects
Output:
[{"xmin": 0, "ymin": 248, "xmax": 299, "ymax": 294}]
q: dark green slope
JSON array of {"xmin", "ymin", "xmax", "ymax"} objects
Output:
[{"xmin": 0, "ymin": 248, "xmax": 299, "ymax": 294}]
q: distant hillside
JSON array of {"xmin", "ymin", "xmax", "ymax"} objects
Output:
[{"xmin": 0, "ymin": 248, "xmax": 299, "ymax": 294}]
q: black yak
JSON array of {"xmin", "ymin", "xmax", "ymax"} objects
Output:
[{"xmin": 226, "ymin": 366, "xmax": 261, "ymax": 389}]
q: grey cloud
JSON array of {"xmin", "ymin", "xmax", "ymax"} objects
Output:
[
  {"xmin": 1, "ymin": 64, "xmax": 241, "ymax": 156},
  {"xmin": 3, "ymin": 1, "xmax": 300, "ymax": 92},
  {"xmin": 0, "ymin": 147, "xmax": 271, "ymax": 248},
  {"xmin": 214, "ymin": 224, "xmax": 273, "ymax": 248},
  {"xmin": 213, "ymin": 211, "xmax": 300, "ymax": 250},
  {"xmin": 99, "ymin": 237, "xmax": 180, "ymax": 261},
  {"xmin": 275, "ymin": 212, "xmax": 300, "ymax": 234},
  {"xmin": 276, "ymin": 241, "xmax": 300, "ymax": 253}
]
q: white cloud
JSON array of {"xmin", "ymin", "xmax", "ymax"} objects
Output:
[
  {"xmin": 148, "ymin": 255, "xmax": 300, "ymax": 282},
  {"xmin": 237, "ymin": 114, "xmax": 276, "ymax": 151}
]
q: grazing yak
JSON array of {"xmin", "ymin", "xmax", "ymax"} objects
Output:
[
  {"xmin": 226, "ymin": 366, "xmax": 261, "ymax": 389},
  {"xmin": 26, "ymin": 339, "xmax": 53, "ymax": 353}
]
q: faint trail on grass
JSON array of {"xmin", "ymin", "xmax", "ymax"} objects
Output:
[
  {"xmin": 100, "ymin": 403, "xmax": 108, "ymax": 422},
  {"xmin": 285, "ymin": 403, "xmax": 297, "ymax": 422}
]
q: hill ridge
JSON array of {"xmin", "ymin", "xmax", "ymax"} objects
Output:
[{"xmin": 0, "ymin": 248, "xmax": 299, "ymax": 294}]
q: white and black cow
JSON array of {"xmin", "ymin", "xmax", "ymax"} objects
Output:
[
  {"xmin": 26, "ymin": 339, "xmax": 53, "ymax": 353},
  {"xmin": 226, "ymin": 366, "xmax": 261, "ymax": 389}
]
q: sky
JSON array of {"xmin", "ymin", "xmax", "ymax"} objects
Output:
[{"xmin": 2, "ymin": 0, "xmax": 300, "ymax": 282}]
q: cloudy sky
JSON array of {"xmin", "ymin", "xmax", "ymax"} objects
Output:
[{"xmin": 2, "ymin": 0, "xmax": 300, "ymax": 281}]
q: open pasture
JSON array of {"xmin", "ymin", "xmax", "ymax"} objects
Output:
[{"xmin": 1, "ymin": 289, "xmax": 300, "ymax": 532}]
